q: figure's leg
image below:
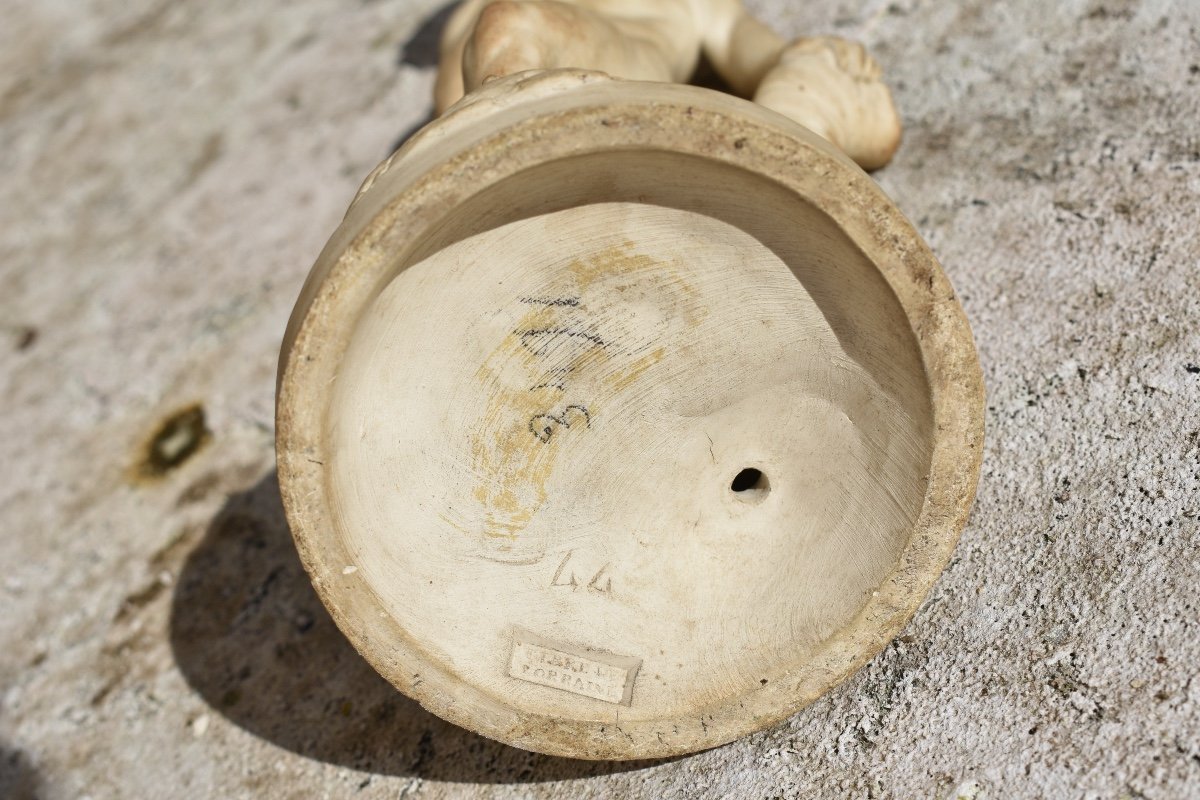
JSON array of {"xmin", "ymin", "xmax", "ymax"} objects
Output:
[
  {"xmin": 696, "ymin": 0, "xmax": 786, "ymax": 97},
  {"xmin": 753, "ymin": 37, "xmax": 902, "ymax": 171},
  {"xmin": 435, "ymin": 0, "xmax": 490, "ymax": 114},
  {"xmin": 437, "ymin": 0, "xmax": 701, "ymax": 114},
  {"xmin": 696, "ymin": 0, "xmax": 902, "ymax": 170},
  {"xmin": 438, "ymin": 0, "xmax": 902, "ymax": 169}
]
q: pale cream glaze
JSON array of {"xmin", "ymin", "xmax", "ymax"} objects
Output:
[
  {"xmin": 329, "ymin": 200, "xmax": 930, "ymax": 721},
  {"xmin": 436, "ymin": 0, "xmax": 901, "ymax": 169},
  {"xmin": 276, "ymin": 73, "xmax": 984, "ymax": 759}
]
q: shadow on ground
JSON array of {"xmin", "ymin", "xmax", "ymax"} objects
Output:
[
  {"xmin": 170, "ymin": 472, "xmax": 671, "ymax": 782},
  {"xmin": 398, "ymin": 1, "xmax": 458, "ymax": 69}
]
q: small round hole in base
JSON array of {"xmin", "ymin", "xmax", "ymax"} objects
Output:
[{"xmin": 730, "ymin": 468, "xmax": 769, "ymax": 501}]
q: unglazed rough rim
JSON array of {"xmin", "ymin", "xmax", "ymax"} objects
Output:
[{"xmin": 276, "ymin": 75, "xmax": 984, "ymax": 760}]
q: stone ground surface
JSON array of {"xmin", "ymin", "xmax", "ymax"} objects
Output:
[{"xmin": 2, "ymin": 0, "xmax": 1198, "ymax": 797}]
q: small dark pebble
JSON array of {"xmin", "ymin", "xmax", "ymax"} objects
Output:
[{"xmin": 16, "ymin": 326, "xmax": 36, "ymax": 351}]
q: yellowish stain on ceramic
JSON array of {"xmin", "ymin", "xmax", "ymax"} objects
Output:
[{"xmin": 465, "ymin": 241, "xmax": 703, "ymax": 561}]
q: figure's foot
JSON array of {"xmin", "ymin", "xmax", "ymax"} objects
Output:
[{"xmin": 753, "ymin": 37, "xmax": 902, "ymax": 171}]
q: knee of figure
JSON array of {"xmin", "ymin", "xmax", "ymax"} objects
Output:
[{"xmin": 466, "ymin": 1, "xmax": 550, "ymax": 85}]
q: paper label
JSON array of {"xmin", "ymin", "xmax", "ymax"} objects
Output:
[{"xmin": 508, "ymin": 628, "xmax": 641, "ymax": 705}]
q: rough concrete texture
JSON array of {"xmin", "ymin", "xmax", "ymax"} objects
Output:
[{"xmin": 1, "ymin": 0, "xmax": 1198, "ymax": 797}]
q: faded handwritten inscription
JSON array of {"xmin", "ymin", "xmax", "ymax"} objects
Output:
[
  {"xmin": 518, "ymin": 296, "xmax": 580, "ymax": 307},
  {"xmin": 508, "ymin": 628, "xmax": 641, "ymax": 705},
  {"xmin": 529, "ymin": 405, "xmax": 590, "ymax": 443},
  {"xmin": 465, "ymin": 242, "xmax": 691, "ymax": 553}
]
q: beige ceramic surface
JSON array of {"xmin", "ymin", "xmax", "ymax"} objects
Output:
[
  {"xmin": 437, "ymin": 0, "xmax": 902, "ymax": 168},
  {"xmin": 276, "ymin": 72, "xmax": 983, "ymax": 759}
]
